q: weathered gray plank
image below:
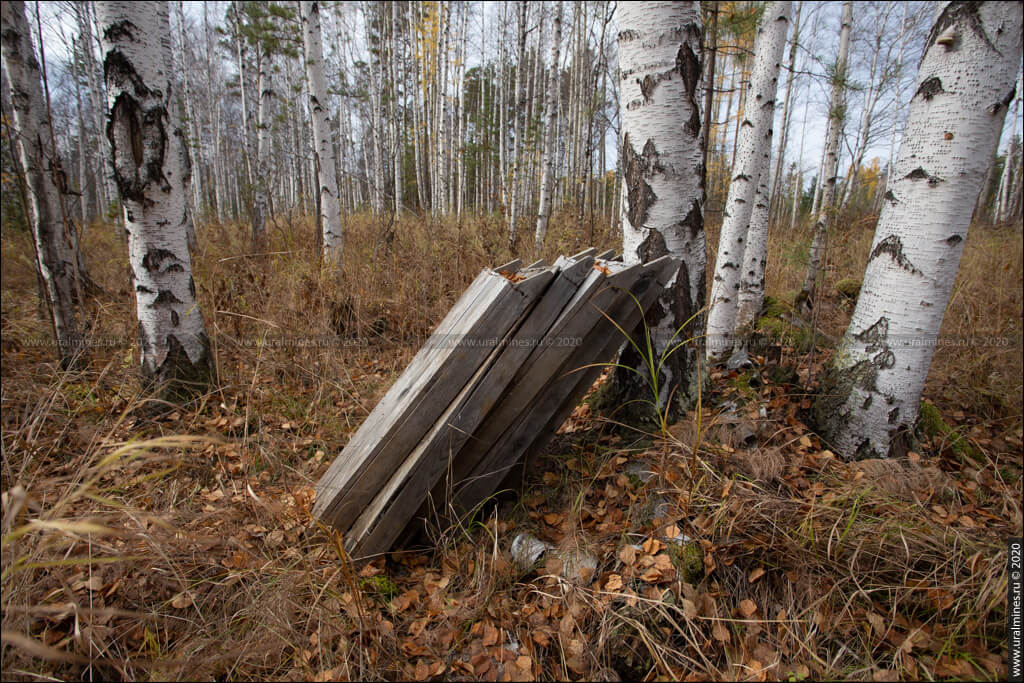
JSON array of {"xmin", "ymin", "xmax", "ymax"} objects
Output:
[
  {"xmin": 494, "ymin": 259, "xmax": 522, "ymax": 273},
  {"xmin": 570, "ymin": 247, "xmax": 598, "ymax": 260},
  {"xmin": 595, "ymin": 249, "xmax": 616, "ymax": 260},
  {"xmin": 345, "ymin": 256, "xmax": 595, "ymax": 558},
  {"xmin": 313, "ymin": 266, "xmax": 554, "ymax": 532},
  {"xmin": 511, "ymin": 256, "xmax": 681, "ymax": 474},
  {"xmin": 449, "ymin": 257, "xmax": 679, "ymax": 519},
  {"xmin": 438, "ymin": 259, "xmax": 650, "ymax": 520}
]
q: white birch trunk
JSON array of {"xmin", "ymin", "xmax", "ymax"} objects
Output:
[
  {"xmin": 996, "ymin": 70, "xmax": 1022, "ymax": 222},
  {"xmin": 507, "ymin": 2, "xmax": 528, "ymax": 245},
  {"xmin": 613, "ymin": 1, "xmax": 706, "ymax": 417},
  {"xmin": 798, "ymin": 1, "xmax": 852, "ymax": 309},
  {"xmin": 769, "ymin": 0, "xmax": 800, "ymax": 219},
  {"xmin": 391, "ymin": 1, "xmax": 404, "ymax": 215},
  {"xmin": 534, "ymin": 1, "xmax": 563, "ymax": 251},
  {"xmin": 2, "ymin": 0, "xmax": 81, "ymax": 364},
  {"xmin": 705, "ymin": 1, "xmax": 791, "ymax": 362},
  {"xmin": 883, "ymin": 2, "xmax": 910, "ymax": 202},
  {"xmin": 174, "ymin": 0, "xmax": 202, "ymax": 229},
  {"xmin": 97, "ymin": 0, "xmax": 211, "ymax": 391},
  {"xmin": 78, "ymin": 2, "xmax": 114, "ymax": 212},
  {"xmin": 732, "ymin": 130, "xmax": 773, "ymax": 354},
  {"xmin": 814, "ymin": 1, "xmax": 1023, "ymax": 460},
  {"xmin": 251, "ymin": 47, "xmax": 272, "ymax": 250},
  {"xmin": 302, "ymin": 1, "xmax": 343, "ymax": 267}
]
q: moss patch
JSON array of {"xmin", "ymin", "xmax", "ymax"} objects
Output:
[
  {"xmin": 667, "ymin": 542, "xmax": 704, "ymax": 583},
  {"xmin": 361, "ymin": 574, "xmax": 400, "ymax": 602},
  {"xmin": 835, "ymin": 278, "xmax": 862, "ymax": 299},
  {"xmin": 753, "ymin": 297, "xmax": 814, "ymax": 353},
  {"xmin": 756, "ymin": 316, "xmax": 813, "ymax": 353},
  {"xmin": 916, "ymin": 400, "xmax": 982, "ymax": 464}
]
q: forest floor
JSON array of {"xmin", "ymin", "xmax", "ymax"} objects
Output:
[{"xmin": 1, "ymin": 211, "xmax": 1021, "ymax": 681}]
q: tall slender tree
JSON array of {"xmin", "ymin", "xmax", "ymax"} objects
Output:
[
  {"xmin": 534, "ymin": 1, "xmax": 563, "ymax": 251},
  {"xmin": 706, "ymin": 1, "xmax": 791, "ymax": 363},
  {"xmin": 814, "ymin": 0, "xmax": 1023, "ymax": 460},
  {"xmin": 97, "ymin": 0, "xmax": 212, "ymax": 395},
  {"xmin": 606, "ymin": 1, "xmax": 706, "ymax": 421},
  {"xmin": 1, "ymin": 0, "xmax": 82, "ymax": 365},
  {"xmin": 798, "ymin": 1, "xmax": 853, "ymax": 312},
  {"xmin": 301, "ymin": 1, "xmax": 343, "ymax": 268}
]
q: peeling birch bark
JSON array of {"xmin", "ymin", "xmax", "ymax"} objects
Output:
[{"xmin": 815, "ymin": 0, "xmax": 1023, "ymax": 460}]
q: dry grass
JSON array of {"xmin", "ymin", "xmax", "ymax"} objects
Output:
[{"xmin": 1, "ymin": 208, "xmax": 1020, "ymax": 681}]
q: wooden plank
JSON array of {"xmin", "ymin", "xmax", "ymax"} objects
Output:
[
  {"xmin": 512, "ymin": 256, "xmax": 680, "ymax": 472},
  {"xmin": 447, "ymin": 257, "xmax": 679, "ymax": 520},
  {"xmin": 437, "ymin": 260, "xmax": 648, "ymax": 521},
  {"xmin": 345, "ymin": 256, "xmax": 595, "ymax": 558},
  {"xmin": 494, "ymin": 259, "xmax": 522, "ymax": 273},
  {"xmin": 595, "ymin": 249, "xmax": 616, "ymax": 260},
  {"xmin": 570, "ymin": 247, "xmax": 597, "ymax": 260},
  {"xmin": 313, "ymin": 266, "xmax": 554, "ymax": 532},
  {"xmin": 525, "ymin": 258, "xmax": 547, "ymax": 269}
]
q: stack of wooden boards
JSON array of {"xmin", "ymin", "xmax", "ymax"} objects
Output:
[{"xmin": 313, "ymin": 248, "xmax": 680, "ymax": 559}]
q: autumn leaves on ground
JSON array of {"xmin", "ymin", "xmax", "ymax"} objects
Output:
[{"xmin": 1, "ymin": 212, "xmax": 1021, "ymax": 681}]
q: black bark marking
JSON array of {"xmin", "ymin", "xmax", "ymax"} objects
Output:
[
  {"xmin": 136, "ymin": 285, "xmax": 155, "ymax": 294},
  {"xmin": 679, "ymin": 200, "xmax": 703, "ymax": 240},
  {"xmin": 676, "ymin": 41, "xmax": 702, "ymax": 137},
  {"xmin": 883, "ymin": 189, "xmax": 898, "ymax": 204},
  {"xmin": 164, "ymin": 263, "xmax": 185, "ymax": 273},
  {"xmin": 988, "ymin": 86, "xmax": 1017, "ymax": 114},
  {"xmin": 946, "ymin": 234, "xmax": 963, "ymax": 246},
  {"xmin": 102, "ymin": 19, "xmax": 137, "ymax": 44},
  {"xmin": 154, "ymin": 290, "xmax": 183, "ymax": 306},
  {"xmin": 142, "ymin": 248, "xmax": 177, "ymax": 273},
  {"xmin": 148, "ymin": 332, "xmax": 212, "ymax": 400},
  {"xmin": 107, "ymin": 88, "xmax": 170, "ymax": 203},
  {"xmin": 875, "ymin": 350, "xmax": 896, "ymax": 369},
  {"xmin": 637, "ymin": 228, "xmax": 668, "ymax": 264},
  {"xmin": 618, "ymin": 29, "xmax": 641, "ymax": 42},
  {"xmin": 622, "ymin": 133, "xmax": 659, "ymax": 228},
  {"xmin": 854, "ymin": 439, "xmax": 879, "ymax": 461},
  {"xmin": 170, "ymin": 309, "xmax": 180, "ymax": 327},
  {"xmin": 914, "ymin": 76, "xmax": 945, "ymax": 101},
  {"xmin": 869, "ymin": 235, "xmax": 922, "ymax": 275},
  {"xmin": 639, "ymin": 74, "xmax": 657, "ymax": 103},
  {"xmin": 904, "ymin": 167, "xmax": 942, "ymax": 185},
  {"xmin": 863, "ymin": 394, "xmax": 873, "ymax": 409},
  {"xmin": 927, "ymin": 1, "xmax": 997, "ymax": 54},
  {"xmin": 188, "ymin": 277, "xmax": 196, "ymax": 299},
  {"xmin": 102, "ymin": 50, "xmax": 151, "ymax": 100},
  {"xmin": 855, "ymin": 316, "xmax": 889, "ymax": 353}
]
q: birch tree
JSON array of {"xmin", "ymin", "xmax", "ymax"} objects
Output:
[
  {"xmin": 996, "ymin": 70, "xmax": 1022, "ymax": 223},
  {"xmin": 301, "ymin": 1, "xmax": 343, "ymax": 267},
  {"xmin": 814, "ymin": 1, "xmax": 1023, "ymax": 460},
  {"xmin": 534, "ymin": 0, "xmax": 562, "ymax": 251},
  {"xmin": 797, "ymin": 1, "xmax": 852, "ymax": 312},
  {"xmin": 1, "ymin": 0, "xmax": 81, "ymax": 365},
  {"xmin": 706, "ymin": 1, "xmax": 791, "ymax": 363},
  {"xmin": 97, "ymin": 0, "xmax": 212, "ymax": 394},
  {"xmin": 608, "ymin": 1, "xmax": 706, "ymax": 420}
]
